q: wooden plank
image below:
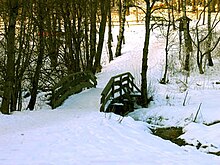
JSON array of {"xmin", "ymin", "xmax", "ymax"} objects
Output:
[
  {"xmin": 101, "ymin": 78, "xmax": 114, "ymax": 96},
  {"xmin": 111, "ymin": 72, "xmax": 130, "ymax": 80},
  {"xmin": 101, "ymin": 91, "xmax": 112, "ymax": 104},
  {"xmin": 130, "ymin": 80, "xmax": 141, "ymax": 93}
]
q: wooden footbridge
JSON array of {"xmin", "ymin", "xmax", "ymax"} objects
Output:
[
  {"xmin": 100, "ymin": 72, "xmax": 141, "ymax": 116},
  {"xmin": 50, "ymin": 71, "xmax": 97, "ymax": 109}
]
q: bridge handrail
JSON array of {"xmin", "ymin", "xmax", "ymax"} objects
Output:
[{"xmin": 51, "ymin": 71, "xmax": 97, "ymax": 109}]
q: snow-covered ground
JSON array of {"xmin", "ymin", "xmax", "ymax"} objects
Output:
[{"xmin": 1, "ymin": 24, "xmax": 220, "ymax": 165}]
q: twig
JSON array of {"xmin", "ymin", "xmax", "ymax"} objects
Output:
[
  {"xmin": 118, "ymin": 116, "xmax": 124, "ymax": 124},
  {"xmin": 183, "ymin": 91, "xmax": 188, "ymax": 106},
  {"xmin": 193, "ymin": 103, "xmax": 202, "ymax": 122}
]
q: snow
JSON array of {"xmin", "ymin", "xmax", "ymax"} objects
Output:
[{"xmin": 1, "ymin": 24, "xmax": 220, "ymax": 165}]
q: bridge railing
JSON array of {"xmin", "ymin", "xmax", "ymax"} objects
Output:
[
  {"xmin": 100, "ymin": 72, "xmax": 141, "ymax": 112},
  {"xmin": 50, "ymin": 71, "xmax": 97, "ymax": 109}
]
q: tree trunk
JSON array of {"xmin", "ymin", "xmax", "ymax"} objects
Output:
[
  {"xmin": 16, "ymin": 2, "xmax": 34, "ymax": 111},
  {"xmin": 84, "ymin": 10, "xmax": 90, "ymax": 69},
  {"xmin": 171, "ymin": 0, "xmax": 176, "ymax": 30},
  {"xmin": 27, "ymin": 0, "xmax": 45, "ymax": 110},
  {"xmin": 12, "ymin": 2, "xmax": 27, "ymax": 112},
  {"xmin": 161, "ymin": 0, "xmax": 171, "ymax": 84},
  {"xmin": 88, "ymin": 0, "xmax": 98, "ymax": 70},
  {"xmin": 46, "ymin": 1, "xmax": 58, "ymax": 68},
  {"xmin": 94, "ymin": 0, "xmax": 108, "ymax": 73},
  {"xmin": 195, "ymin": 22, "xmax": 204, "ymax": 74},
  {"xmin": 108, "ymin": 0, "xmax": 113, "ymax": 62},
  {"xmin": 196, "ymin": 29, "xmax": 202, "ymax": 74},
  {"xmin": 72, "ymin": 1, "xmax": 81, "ymax": 73},
  {"xmin": 192, "ymin": 0, "xmax": 196, "ymax": 11},
  {"xmin": 1, "ymin": 0, "xmax": 18, "ymax": 114},
  {"xmin": 115, "ymin": 0, "xmax": 126, "ymax": 57},
  {"xmin": 207, "ymin": 1, "xmax": 214, "ymax": 66},
  {"xmin": 182, "ymin": 0, "xmax": 192, "ymax": 72},
  {"xmin": 141, "ymin": 0, "xmax": 152, "ymax": 107},
  {"xmin": 177, "ymin": 0, "xmax": 181, "ymax": 13},
  {"xmin": 202, "ymin": 0, "xmax": 206, "ymax": 25},
  {"xmin": 118, "ymin": 0, "xmax": 122, "ymax": 27}
]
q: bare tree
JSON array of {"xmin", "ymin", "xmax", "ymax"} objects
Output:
[
  {"xmin": 192, "ymin": 0, "xmax": 220, "ymax": 74},
  {"xmin": 160, "ymin": 0, "xmax": 172, "ymax": 84},
  {"xmin": 0, "ymin": 0, "xmax": 18, "ymax": 114},
  {"xmin": 94, "ymin": 0, "xmax": 108, "ymax": 72},
  {"xmin": 27, "ymin": 0, "xmax": 46, "ymax": 110},
  {"xmin": 182, "ymin": 0, "xmax": 193, "ymax": 72},
  {"xmin": 88, "ymin": 0, "xmax": 98, "ymax": 70},
  {"xmin": 115, "ymin": 0, "xmax": 127, "ymax": 57},
  {"xmin": 108, "ymin": 0, "xmax": 114, "ymax": 62},
  {"xmin": 141, "ymin": 0, "xmax": 157, "ymax": 107},
  {"xmin": 13, "ymin": 0, "xmax": 33, "ymax": 111},
  {"xmin": 207, "ymin": 0, "xmax": 214, "ymax": 66}
]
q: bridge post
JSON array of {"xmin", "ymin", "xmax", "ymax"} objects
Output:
[{"xmin": 119, "ymin": 76, "xmax": 122, "ymax": 97}]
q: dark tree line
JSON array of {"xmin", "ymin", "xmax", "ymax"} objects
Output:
[{"xmin": 0, "ymin": 0, "xmax": 110, "ymax": 114}]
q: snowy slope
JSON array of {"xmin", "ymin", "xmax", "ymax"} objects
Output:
[{"xmin": 0, "ymin": 25, "xmax": 220, "ymax": 165}]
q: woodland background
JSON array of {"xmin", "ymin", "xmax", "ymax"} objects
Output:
[{"xmin": 0, "ymin": 0, "xmax": 219, "ymax": 114}]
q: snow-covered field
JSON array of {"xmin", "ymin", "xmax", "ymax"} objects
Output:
[{"xmin": 1, "ymin": 24, "xmax": 220, "ymax": 165}]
